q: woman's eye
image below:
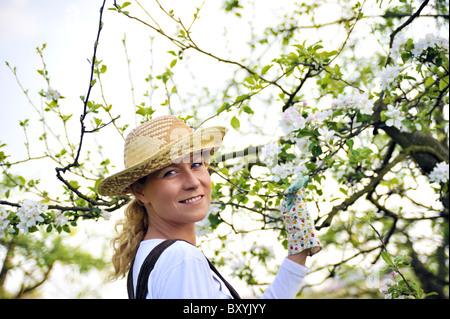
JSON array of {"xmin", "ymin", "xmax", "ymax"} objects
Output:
[
  {"xmin": 163, "ymin": 170, "xmax": 176, "ymax": 178},
  {"xmin": 192, "ymin": 162, "xmax": 203, "ymax": 169}
]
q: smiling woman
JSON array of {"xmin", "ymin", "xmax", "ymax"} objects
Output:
[{"xmin": 100, "ymin": 115, "xmax": 320, "ymax": 299}]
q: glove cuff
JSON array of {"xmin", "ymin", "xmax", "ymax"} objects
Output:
[{"xmin": 287, "ymin": 227, "xmax": 322, "ymax": 256}]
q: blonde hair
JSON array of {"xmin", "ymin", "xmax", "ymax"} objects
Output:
[{"xmin": 110, "ymin": 198, "xmax": 148, "ymax": 280}]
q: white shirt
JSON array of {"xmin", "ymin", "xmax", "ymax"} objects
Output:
[{"xmin": 132, "ymin": 239, "xmax": 308, "ymax": 299}]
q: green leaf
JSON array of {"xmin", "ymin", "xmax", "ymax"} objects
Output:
[
  {"xmin": 439, "ymin": 76, "xmax": 449, "ymax": 91},
  {"xmin": 242, "ymin": 105, "xmax": 254, "ymax": 115},
  {"xmin": 217, "ymin": 103, "xmax": 230, "ymax": 113},
  {"xmin": 424, "ymin": 77, "xmax": 434, "ymax": 87},
  {"xmin": 208, "ymin": 213, "xmax": 222, "ymax": 229},
  {"xmin": 346, "ymin": 138, "xmax": 354, "ymax": 149},
  {"xmin": 381, "ymin": 251, "xmax": 394, "ymax": 266},
  {"xmin": 230, "ymin": 116, "xmax": 240, "ymax": 130},
  {"xmin": 94, "ymin": 117, "xmax": 102, "ymax": 127},
  {"xmin": 244, "ymin": 76, "xmax": 255, "ymax": 85},
  {"xmin": 261, "ymin": 64, "xmax": 272, "ymax": 75},
  {"xmin": 62, "ymin": 224, "xmax": 71, "ymax": 233},
  {"xmin": 18, "ymin": 176, "xmax": 26, "ymax": 185},
  {"xmin": 170, "ymin": 59, "xmax": 177, "ymax": 68},
  {"xmin": 235, "ymin": 94, "xmax": 250, "ymax": 103}
]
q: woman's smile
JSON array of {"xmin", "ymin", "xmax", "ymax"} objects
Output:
[{"xmin": 179, "ymin": 195, "xmax": 204, "ymax": 204}]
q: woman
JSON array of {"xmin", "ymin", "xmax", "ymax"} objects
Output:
[{"xmin": 99, "ymin": 115, "xmax": 322, "ymax": 299}]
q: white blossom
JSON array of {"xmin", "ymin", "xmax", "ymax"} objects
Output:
[
  {"xmin": 332, "ymin": 91, "xmax": 374, "ymax": 116},
  {"xmin": 271, "ymin": 162, "xmax": 293, "ymax": 182},
  {"xmin": 45, "ymin": 87, "xmax": 61, "ymax": 100},
  {"xmin": 17, "ymin": 200, "xmax": 47, "ymax": 234},
  {"xmin": 380, "ymin": 64, "xmax": 403, "ymax": 90},
  {"xmin": 0, "ymin": 207, "xmax": 11, "ymax": 237},
  {"xmin": 413, "ymin": 33, "xmax": 449, "ymax": 58},
  {"xmin": 270, "ymin": 161, "xmax": 305, "ymax": 182},
  {"xmin": 390, "ymin": 35, "xmax": 407, "ymax": 61},
  {"xmin": 384, "ymin": 104, "xmax": 407, "ymax": 132},
  {"xmin": 101, "ymin": 209, "xmax": 112, "ymax": 221},
  {"xmin": 280, "ymin": 104, "xmax": 308, "ymax": 136},
  {"xmin": 261, "ymin": 140, "xmax": 281, "ymax": 168},
  {"xmin": 318, "ymin": 126, "xmax": 336, "ymax": 144},
  {"xmin": 196, "ymin": 216, "xmax": 212, "ymax": 237},
  {"xmin": 356, "ymin": 92, "xmax": 375, "ymax": 115},
  {"xmin": 310, "ymin": 109, "xmax": 333, "ymax": 124},
  {"xmin": 208, "ymin": 203, "xmax": 222, "ymax": 216},
  {"xmin": 429, "ymin": 161, "xmax": 449, "ymax": 184},
  {"xmin": 379, "ymin": 278, "xmax": 396, "ymax": 297},
  {"xmin": 54, "ymin": 211, "xmax": 69, "ymax": 227}
]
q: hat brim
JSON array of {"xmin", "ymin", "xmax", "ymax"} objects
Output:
[{"xmin": 98, "ymin": 126, "xmax": 228, "ymax": 196}]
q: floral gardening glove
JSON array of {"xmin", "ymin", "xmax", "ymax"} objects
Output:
[{"xmin": 280, "ymin": 174, "xmax": 322, "ymax": 256}]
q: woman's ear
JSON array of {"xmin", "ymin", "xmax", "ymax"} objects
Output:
[{"xmin": 130, "ymin": 182, "xmax": 150, "ymax": 205}]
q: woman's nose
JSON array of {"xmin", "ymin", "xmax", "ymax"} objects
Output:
[{"xmin": 182, "ymin": 168, "xmax": 201, "ymax": 190}]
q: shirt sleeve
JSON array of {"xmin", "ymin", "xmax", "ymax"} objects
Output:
[
  {"xmin": 261, "ymin": 257, "xmax": 309, "ymax": 299},
  {"xmin": 150, "ymin": 241, "xmax": 231, "ymax": 299}
]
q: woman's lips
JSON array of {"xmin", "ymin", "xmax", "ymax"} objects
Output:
[{"xmin": 179, "ymin": 195, "xmax": 204, "ymax": 204}]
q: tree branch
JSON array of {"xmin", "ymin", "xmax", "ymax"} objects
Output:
[
  {"xmin": 317, "ymin": 145, "xmax": 445, "ymax": 229},
  {"xmin": 389, "ymin": 0, "xmax": 430, "ymax": 49},
  {"xmin": 57, "ymin": 0, "xmax": 107, "ymax": 174}
]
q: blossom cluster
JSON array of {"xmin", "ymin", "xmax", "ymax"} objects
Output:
[
  {"xmin": 379, "ymin": 64, "xmax": 403, "ymax": 91},
  {"xmin": 280, "ymin": 102, "xmax": 335, "ymax": 140},
  {"xmin": 0, "ymin": 207, "xmax": 12, "ymax": 237},
  {"xmin": 378, "ymin": 271, "xmax": 416, "ymax": 299},
  {"xmin": 332, "ymin": 91, "xmax": 374, "ymax": 116},
  {"xmin": 383, "ymin": 103, "xmax": 408, "ymax": 132},
  {"xmin": 263, "ymin": 101, "xmax": 339, "ymax": 181},
  {"xmin": 101, "ymin": 209, "xmax": 112, "ymax": 220},
  {"xmin": 382, "ymin": 33, "xmax": 449, "ymax": 91},
  {"xmin": 391, "ymin": 33, "xmax": 449, "ymax": 62},
  {"xmin": 270, "ymin": 161, "xmax": 306, "ymax": 182},
  {"xmin": 54, "ymin": 211, "xmax": 69, "ymax": 227},
  {"xmin": 0, "ymin": 200, "xmax": 76, "ymax": 238},
  {"xmin": 16, "ymin": 199, "xmax": 48, "ymax": 235},
  {"xmin": 264, "ymin": 91, "xmax": 378, "ymax": 182},
  {"xmin": 429, "ymin": 161, "xmax": 449, "ymax": 184},
  {"xmin": 45, "ymin": 87, "xmax": 61, "ymax": 101},
  {"xmin": 379, "ymin": 271, "xmax": 408, "ymax": 299}
]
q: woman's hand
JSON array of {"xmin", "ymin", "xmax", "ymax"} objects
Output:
[{"xmin": 280, "ymin": 174, "xmax": 322, "ymax": 258}]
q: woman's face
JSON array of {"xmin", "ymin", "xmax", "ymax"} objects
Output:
[{"xmin": 135, "ymin": 154, "xmax": 212, "ymax": 226}]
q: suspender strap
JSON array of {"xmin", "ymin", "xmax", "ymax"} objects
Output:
[
  {"xmin": 127, "ymin": 239, "xmax": 178, "ymax": 299},
  {"xmin": 205, "ymin": 258, "xmax": 241, "ymax": 299},
  {"xmin": 127, "ymin": 239, "xmax": 240, "ymax": 299}
]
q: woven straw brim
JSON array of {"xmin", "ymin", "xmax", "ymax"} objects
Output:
[{"xmin": 98, "ymin": 126, "xmax": 227, "ymax": 196}]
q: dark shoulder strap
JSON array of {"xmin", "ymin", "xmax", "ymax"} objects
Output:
[
  {"xmin": 206, "ymin": 258, "xmax": 241, "ymax": 299},
  {"xmin": 127, "ymin": 238, "xmax": 240, "ymax": 299},
  {"xmin": 127, "ymin": 239, "xmax": 178, "ymax": 299}
]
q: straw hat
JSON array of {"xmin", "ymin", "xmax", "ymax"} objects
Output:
[{"xmin": 98, "ymin": 115, "xmax": 227, "ymax": 196}]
